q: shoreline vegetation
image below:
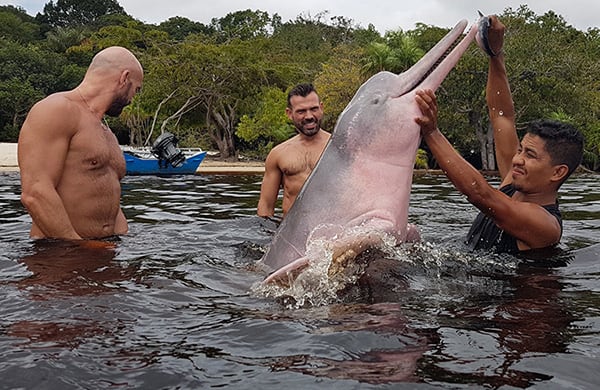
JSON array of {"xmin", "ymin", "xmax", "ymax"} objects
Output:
[{"xmin": 0, "ymin": 5, "xmax": 597, "ymax": 172}]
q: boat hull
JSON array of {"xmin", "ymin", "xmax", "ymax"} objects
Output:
[{"xmin": 124, "ymin": 151, "xmax": 207, "ymax": 175}]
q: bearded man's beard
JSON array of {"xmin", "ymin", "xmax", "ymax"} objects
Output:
[
  {"xmin": 296, "ymin": 118, "xmax": 321, "ymax": 137},
  {"xmin": 106, "ymin": 94, "xmax": 130, "ymax": 117}
]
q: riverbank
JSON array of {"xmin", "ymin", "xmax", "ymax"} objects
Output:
[
  {"xmin": 1, "ymin": 142, "xmax": 499, "ymax": 176},
  {"xmin": 0, "ymin": 143, "xmax": 19, "ymax": 172},
  {"xmin": 197, "ymin": 156, "xmax": 265, "ymax": 174}
]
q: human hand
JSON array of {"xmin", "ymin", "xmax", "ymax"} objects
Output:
[
  {"xmin": 487, "ymin": 15, "xmax": 505, "ymax": 56},
  {"xmin": 414, "ymin": 89, "xmax": 438, "ymax": 137},
  {"xmin": 477, "ymin": 13, "xmax": 505, "ymax": 57}
]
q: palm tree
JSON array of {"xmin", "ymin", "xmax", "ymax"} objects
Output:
[{"xmin": 360, "ymin": 30, "xmax": 424, "ymax": 76}]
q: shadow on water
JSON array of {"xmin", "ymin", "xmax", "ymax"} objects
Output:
[
  {"xmin": 0, "ymin": 172, "xmax": 599, "ymax": 388},
  {"xmin": 6, "ymin": 241, "xmax": 139, "ymax": 351},
  {"xmin": 16, "ymin": 239, "xmax": 137, "ymax": 298}
]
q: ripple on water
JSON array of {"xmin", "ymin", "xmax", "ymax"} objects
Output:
[{"xmin": 0, "ymin": 172, "xmax": 598, "ymax": 388}]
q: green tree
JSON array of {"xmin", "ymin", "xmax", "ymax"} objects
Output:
[
  {"xmin": 0, "ymin": 5, "xmax": 42, "ymax": 43},
  {"xmin": 0, "ymin": 78, "xmax": 43, "ymax": 141},
  {"xmin": 211, "ymin": 9, "xmax": 274, "ymax": 42},
  {"xmin": 141, "ymin": 37, "xmax": 278, "ymax": 158},
  {"xmin": 314, "ymin": 45, "xmax": 366, "ymax": 130},
  {"xmin": 236, "ymin": 87, "xmax": 293, "ymax": 157},
  {"xmin": 88, "ymin": 23, "xmax": 145, "ymax": 49},
  {"xmin": 0, "ymin": 38, "xmax": 79, "ymax": 141},
  {"xmin": 411, "ymin": 22, "xmax": 450, "ymax": 51},
  {"xmin": 351, "ymin": 23, "xmax": 382, "ymax": 46},
  {"xmin": 271, "ymin": 12, "xmax": 346, "ymax": 79},
  {"xmin": 44, "ymin": 26, "xmax": 87, "ymax": 53},
  {"xmin": 38, "ymin": 0, "xmax": 127, "ymax": 28},
  {"xmin": 360, "ymin": 29, "xmax": 424, "ymax": 76},
  {"xmin": 157, "ymin": 16, "xmax": 214, "ymax": 41},
  {"xmin": 384, "ymin": 30, "xmax": 425, "ymax": 73},
  {"xmin": 360, "ymin": 42, "xmax": 394, "ymax": 74}
]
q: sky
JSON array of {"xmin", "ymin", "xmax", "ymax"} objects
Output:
[{"xmin": 5, "ymin": 0, "xmax": 599, "ymax": 33}]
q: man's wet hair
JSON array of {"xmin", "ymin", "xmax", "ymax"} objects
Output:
[
  {"xmin": 287, "ymin": 83, "xmax": 318, "ymax": 108},
  {"xmin": 527, "ymin": 119, "xmax": 584, "ymax": 182}
]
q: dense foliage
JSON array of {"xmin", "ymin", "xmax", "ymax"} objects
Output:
[{"xmin": 1, "ymin": 2, "xmax": 598, "ymax": 169}]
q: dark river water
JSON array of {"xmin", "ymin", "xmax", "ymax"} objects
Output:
[{"xmin": 0, "ymin": 171, "xmax": 599, "ymax": 389}]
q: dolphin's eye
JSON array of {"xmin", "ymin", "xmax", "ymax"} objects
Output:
[{"xmin": 371, "ymin": 96, "xmax": 381, "ymax": 105}]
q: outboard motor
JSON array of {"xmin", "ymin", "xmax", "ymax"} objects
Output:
[{"xmin": 151, "ymin": 132, "xmax": 186, "ymax": 168}]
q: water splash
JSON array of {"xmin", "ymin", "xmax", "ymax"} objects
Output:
[
  {"xmin": 251, "ymin": 227, "xmax": 518, "ymax": 309},
  {"xmin": 252, "ymin": 227, "xmax": 399, "ymax": 308}
]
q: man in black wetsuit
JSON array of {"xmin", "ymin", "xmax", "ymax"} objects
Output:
[{"xmin": 414, "ymin": 15, "xmax": 584, "ymax": 254}]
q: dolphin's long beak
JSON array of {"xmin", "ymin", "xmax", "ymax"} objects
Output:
[{"xmin": 396, "ymin": 19, "xmax": 477, "ymax": 95}]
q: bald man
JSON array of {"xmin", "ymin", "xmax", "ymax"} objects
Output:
[{"xmin": 18, "ymin": 46, "xmax": 143, "ymax": 240}]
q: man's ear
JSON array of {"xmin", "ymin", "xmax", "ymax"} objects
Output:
[
  {"xmin": 285, "ymin": 107, "xmax": 292, "ymax": 120},
  {"xmin": 551, "ymin": 164, "xmax": 569, "ymax": 183},
  {"xmin": 119, "ymin": 70, "xmax": 130, "ymax": 87}
]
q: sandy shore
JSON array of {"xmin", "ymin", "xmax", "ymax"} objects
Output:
[
  {"xmin": 0, "ymin": 143, "xmax": 19, "ymax": 172},
  {"xmin": 0, "ymin": 143, "xmax": 265, "ymax": 174},
  {"xmin": 197, "ymin": 157, "xmax": 264, "ymax": 174}
]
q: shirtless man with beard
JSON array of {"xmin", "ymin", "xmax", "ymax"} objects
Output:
[
  {"xmin": 18, "ymin": 46, "xmax": 143, "ymax": 241},
  {"xmin": 257, "ymin": 83, "xmax": 331, "ymax": 218}
]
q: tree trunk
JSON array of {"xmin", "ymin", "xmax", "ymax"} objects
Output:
[
  {"xmin": 206, "ymin": 100, "xmax": 238, "ymax": 159},
  {"xmin": 485, "ymin": 122, "xmax": 495, "ymax": 171},
  {"xmin": 477, "ymin": 122, "xmax": 496, "ymax": 171}
]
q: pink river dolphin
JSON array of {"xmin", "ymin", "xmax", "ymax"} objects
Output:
[{"xmin": 259, "ymin": 19, "xmax": 479, "ymax": 285}]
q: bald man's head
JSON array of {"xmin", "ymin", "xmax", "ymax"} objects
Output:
[
  {"xmin": 83, "ymin": 46, "xmax": 144, "ymax": 117},
  {"xmin": 88, "ymin": 46, "xmax": 143, "ymax": 77}
]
